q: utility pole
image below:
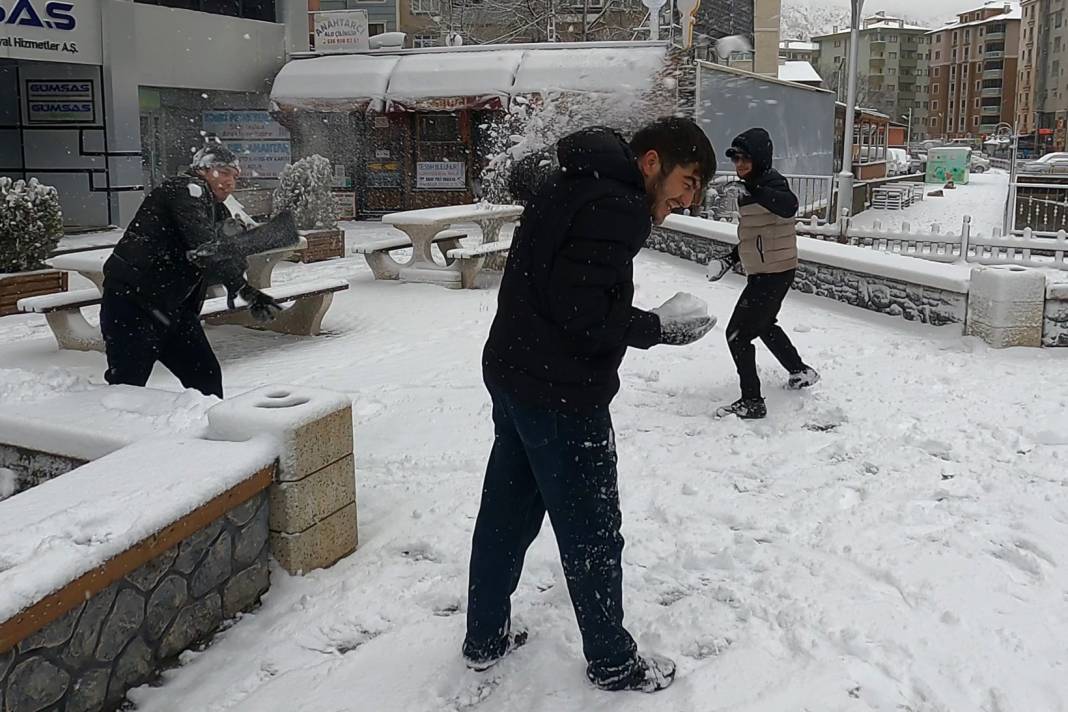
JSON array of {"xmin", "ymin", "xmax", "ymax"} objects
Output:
[{"xmin": 837, "ymin": 0, "xmax": 864, "ymax": 221}]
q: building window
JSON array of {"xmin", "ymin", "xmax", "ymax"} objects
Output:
[
  {"xmin": 952, "ymin": 30, "xmax": 958, "ymax": 44},
  {"xmin": 889, "ymin": 51, "xmax": 898, "ymax": 59},
  {"xmin": 368, "ymin": 22, "xmax": 385, "ymax": 35},
  {"xmin": 411, "ymin": 0, "xmax": 441, "ymax": 14},
  {"xmin": 975, "ymin": 98, "xmax": 980, "ymax": 108},
  {"xmin": 413, "ymin": 34, "xmax": 436, "ymax": 48},
  {"xmin": 932, "ymin": 100, "xmax": 938, "ymax": 110},
  {"xmin": 136, "ymin": 0, "xmax": 275, "ymax": 21},
  {"xmin": 973, "ymin": 116, "xmax": 980, "ymax": 127},
  {"xmin": 935, "ymin": 50, "xmax": 941, "ymax": 60},
  {"xmin": 890, "ymin": 34, "xmax": 898, "ymax": 43},
  {"xmin": 835, "ymin": 40, "xmax": 842, "ymax": 48}
]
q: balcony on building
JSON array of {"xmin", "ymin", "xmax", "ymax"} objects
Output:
[{"xmin": 983, "ymin": 69, "xmax": 1004, "ymax": 79}]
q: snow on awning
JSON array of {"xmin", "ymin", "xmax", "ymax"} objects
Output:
[
  {"xmin": 272, "ymin": 54, "xmax": 400, "ymax": 112},
  {"xmin": 777, "ymin": 61, "xmax": 822, "ymax": 85},
  {"xmin": 270, "ymin": 43, "xmax": 670, "ymax": 113},
  {"xmin": 511, "ymin": 46, "xmax": 665, "ymax": 95},
  {"xmin": 386, "ymin": 50, "xmax": 525, "ymax": 111}
]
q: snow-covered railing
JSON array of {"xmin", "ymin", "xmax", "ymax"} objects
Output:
[
  {"xmin": 970, "ymin": 227, "xmax": 1068, "ymax": 270},
  {"xmin": 796, "ymin": 215, "xmax": 969, "ymax": 265}
]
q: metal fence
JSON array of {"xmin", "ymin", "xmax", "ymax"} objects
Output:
[
  {"xmin": 706, "ymin": 172, "xmax": 834, "ymax": 223},
  {"xmin": 1005, "ymin": 178, "xmax": 1068, "ymax": 235}
]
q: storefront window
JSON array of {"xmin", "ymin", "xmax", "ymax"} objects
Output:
[{"xmin": 135, "ymin": 0, "xmax": 275, "ymax": 22}]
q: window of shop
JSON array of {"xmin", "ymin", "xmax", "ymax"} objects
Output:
[
  {"xmin": 415, "ymin": 113, "xmax": 467, "ymax": 192},
  {"xmin": 135, "ymin": 0, "xmax": 275, "ymax": 21}
]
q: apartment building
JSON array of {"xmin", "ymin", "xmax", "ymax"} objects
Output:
[
  {"xmin": 1019, "ymin": 0, "xmax": 1068, "ymax": 151},
  {"xmin": 927, "ymin": 2, "xmax": 1021, "ymax": 140},
  {"xmin": 813, "ymin": 13, "xmax": 932, "ymax": 139}
]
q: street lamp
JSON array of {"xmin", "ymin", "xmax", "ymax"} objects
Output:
[
  {"xmin": 837, "ymin": 0, "xmax": 864, "ymax": 221},
  {"xmin": 900, "ymin": 109, "xmax": 912, "ymax": 147},
  {"xmin": 994, "ymin": 120, "xmax": 1018, "ymax": 234}
]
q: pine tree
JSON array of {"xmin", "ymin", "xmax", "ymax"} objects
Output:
[{"xmin": 272, "ymin": 155, "xmax": 338, "ymax": 230}]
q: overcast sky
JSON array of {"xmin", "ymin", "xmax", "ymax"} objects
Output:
[{"xmin": 819, "ymin": 0, "xmax": 1003, "ymax": 24}]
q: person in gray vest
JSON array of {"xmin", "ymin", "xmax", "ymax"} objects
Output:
[{"xmin": 706, "ymin": 128, "xmax": 819, "ymax": 419}]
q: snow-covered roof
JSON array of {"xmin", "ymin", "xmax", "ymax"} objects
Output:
[
  {"xmin": 272, "ymin": 41, "xmax": 668, "ymax": 111},
  {"xmin": 512, "ymin": 46, "xmax": 666, "ymax": 95},
  {"xmin": 778, "ymin": 61, "xmax": 823, "ymax": 84},
  {"xmin": 779, "ymin": 40, "xmax": 818, "ymax": 51},
  {"xmin": 930, "ymin": 3, "xmax": 1021, "ymax": 32}
]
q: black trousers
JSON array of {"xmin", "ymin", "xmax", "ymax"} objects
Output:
[
  {"xmin": 100, "ymin": 289, "xmax": 223, "ymax": 399},
  {"xmin": 464, "ymin": 381, "xmax": 638, "ymax": 681},
  {"xmin": 725, "ymin": 269, "xmax": 807, "ymax": 400}
]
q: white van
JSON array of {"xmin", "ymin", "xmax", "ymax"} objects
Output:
[{"xmin": 887, "ymin": 148, "xmax": 910, "ymax": 176}]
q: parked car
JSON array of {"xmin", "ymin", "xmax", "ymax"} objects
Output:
[
  {"xmin": 1021, "ymin": 152, "xmax": 1068, "ymax": 173},
  {"xmin": 970, "ymin": 153, "xmax": 991, "ymax": 173},
  {"xmin": 909, "ymin": 152, "xmax": 927, "ymax": 173},
  {"xmin": 886, "ymin": 148, "xmax": 911, "ymax": 176}
]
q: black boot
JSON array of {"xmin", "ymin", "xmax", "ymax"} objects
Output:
[
  {"xmin": 462, "ymin": 627, "xmax": 529, "ymax": 672},
  {"xmin": 588, "ymin": 653, "xmax": 676, "ymax": 693},
  {"xmin": 716, "ymin": 397, "xmax": 767, "ymax": 419}
]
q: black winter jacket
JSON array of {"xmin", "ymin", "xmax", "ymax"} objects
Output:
[
  {"xmin": 483, "ymin": 127, "xmax": 662, "ymax": 412},
  {"xmin": 729, "ymin": 128, "xmax": 799, "ymax": 219},
  {"xmin": 103, "ymin": 174, "xmax": 244, "ymax": 311}
]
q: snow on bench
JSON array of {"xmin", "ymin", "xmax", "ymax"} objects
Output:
[
  {"xmin": 380, "ymin": 203, "xmax": 523, "ymax": 227},
  {"xmin": 445, "ymin": 238, "xmax": 511, "ymax": 259},
  {"xmin": 351, "ymin": 229, "xmax": 466, "ymax": 255},
  {"xmin": 0, "ymin": 435, "xmax": 276, "ymax": 635},
  {"xmin": 17, "ymin": 278, "xmax": 349, "ymax": 351},
  {"xmin": 17, "ymin": 287, "xmax": 101, "ymax": 314}
]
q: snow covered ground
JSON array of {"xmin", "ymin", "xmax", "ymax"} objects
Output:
[
  {"xmin": 851, "ymin": 170, "xmax": 1009, "ymax": 238},
  {"xmin": 2, "ymin": 222, "xmax": 1068, "ymax": 711}
]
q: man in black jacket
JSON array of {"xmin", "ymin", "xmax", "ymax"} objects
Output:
[
  {"xmin": 100, "ymin": 144, "xmax": 280, "ymax": 398},
  {"xmin": 706, "ymin": 128, "xmax": 820, "ymax": 419},
  {"xmin": 464, "ymin": 118, "xmax": 717, "ymax": 693}
]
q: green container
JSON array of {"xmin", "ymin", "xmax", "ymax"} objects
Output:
[{"xmin": 926, "ymin": 147, "xmax": 971, "ymax": 184}]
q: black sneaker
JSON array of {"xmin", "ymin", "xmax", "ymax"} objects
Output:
[
  {"xmin": 787, "ymin": 368, "xmax": 820, "ymax": 390},
  {"xmin": 715, "ymin": 397, "xmax": 767, "ymax": 420},
  {"xmin": 588, "ymin": 654, "xmax": 676, "ymax": 693},
  {"xmin": 462, "ymin": 627, "xmax": 529, "ymax": 672}
]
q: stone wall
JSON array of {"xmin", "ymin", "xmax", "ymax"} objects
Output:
[
  {"xmin": 648, "ymin": 224, "xmax": 969, "ymax": 327},
  {"xmin": 0, "ymin": 491, "xmax": 270, "ymax": 712},
  {"xmin": 1044, "ymin": 284, "xmax": 1068, "ymax": 347},
  {"xmin": 0, "ymin": 446, "xmax": 85, "ymax": 500}
]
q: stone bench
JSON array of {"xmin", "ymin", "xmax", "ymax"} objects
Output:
[
  {"xmin": 352, "ymin": 229, "xmax": 466, "ymax": 281},
  {"xmin": 17, "ymin": 278, "xmax": 349, "ymax": 351},
  {"xmin": 445, "ymin": 239, "xmax": 512, "ymax": 289}
]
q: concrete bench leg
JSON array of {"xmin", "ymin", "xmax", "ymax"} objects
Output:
[
  {"xmin": 45, "ymin": 309, "xmax": 104, "ymax": 352},
  {"xmin": 363, "ymin": 251, "xmax": 404, "ymax": 280},
  {"xmin": 438, "ymin": 238, "xmax": 463, "ymax": 266},
  {"xmin": 457, "ymin": 256, "xmax": 485, "ymax": 289}
]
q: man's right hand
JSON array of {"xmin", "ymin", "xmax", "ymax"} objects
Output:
[
  {"xmin": 651, "ymin": 292, "xmax": 717, "ymax": 346},
  {"xmin": 228, "ymin": 284, "xmax": 283, "ymax": 322}
]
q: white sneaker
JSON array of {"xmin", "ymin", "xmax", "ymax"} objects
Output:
[{"xmin": 787, "ymin": 368, "xmax": 820, "ymax": 390}]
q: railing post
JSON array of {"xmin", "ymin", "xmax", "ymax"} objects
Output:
[
  {"xmin": 960, "ymin": 215, "xmax": 971, "ymax": 263},
  {"xmin": 837, "ymin": 208, "xmax": 850, "ymax": 245}
]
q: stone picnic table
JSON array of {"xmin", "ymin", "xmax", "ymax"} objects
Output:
[
  {"xmin": 379, "ymin": 203, "xmax": 524, "ymax": 289},
  {"xmin": 45, "ymin": 237, "xmax": 309, "ymax": 292}
]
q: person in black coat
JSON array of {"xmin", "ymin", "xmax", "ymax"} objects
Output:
[
  {"xmin": 464, "ymin": 117, "xmax": 717, "ymax": 693},
  {"xmin": 706, "ymin": 128, "xmax": 820, "ymax": 419},
  {"xmin": 100, "ymin": 144, "xmax": 280, "ymax": 398}
]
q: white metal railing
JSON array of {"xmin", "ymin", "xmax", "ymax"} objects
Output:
[{"xmin": 707, "ymin": 172, "xmax": 834, "ymax": 222}]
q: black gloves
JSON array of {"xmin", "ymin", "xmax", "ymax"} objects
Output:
[{"xmin": 227, "ymin": 283, "xmax": 282, "ymax": 323}]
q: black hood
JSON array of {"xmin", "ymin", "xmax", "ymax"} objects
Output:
[
  {"xmin": 557, "ymin": 127, "xmax": 644, "ymax": 190},
  {"xmin": 728, "ymin": 128, "xmax": 774, "ymax": 174}
]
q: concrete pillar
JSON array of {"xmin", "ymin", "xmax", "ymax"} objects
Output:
[
  {"xmin": 99, "ymin": 0, "xmax": 145, "ymax": 227},
  {"xmin": 277, "ymin": 0, "xmax": 311, "ymax": 55},
  {"xmin": 965, "ymin": 265, "xmax": 1047, "ymax": 347},
  {"xmin": 753, "ymin": 0, "xmax": 782, "ymax": 76},
  {"xmin": 207, "ymin": 385, "xmax": 358, "ymax": 574}
]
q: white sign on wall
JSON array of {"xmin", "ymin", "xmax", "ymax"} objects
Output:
[
  {"xmin": 202, "ymin": 111, "xmax": 289, "ymax": 140},
  {"xmin": 313, "ymin": 10, "xmax": 369, "ymax": 53},
  {"xmin": 223, "ymin": 140, "xmax": 292, "ymax": 179},
  {"xmin": 0, "ymin": 0, "xmax": 103, "ymax": 65},
  {"xmin": 416, "ymin": 161, "xmax": 466, "ymax": 190}
]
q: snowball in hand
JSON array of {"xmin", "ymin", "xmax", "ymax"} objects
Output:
[{"xmin": 652, "ymin": 292, "xmax": 716, "ymax": 346}]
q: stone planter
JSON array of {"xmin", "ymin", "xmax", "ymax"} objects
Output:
[
  {"xmin": 293, "ymin": 228, "xmax": 344, "ymax": 264},
  {"xmin": 0, "ymin": 269, "xmax": 68, "ymax": 317}
]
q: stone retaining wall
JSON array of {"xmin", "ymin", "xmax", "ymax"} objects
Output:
[
  {"xmin": 0, "ymin": 490, "xmax": 270, "ymax": 712},
  {"xmin": 1044, "ymin": 284, "xmax": 1068, "ymax": 347},
  {"xmin": 649, "ymin": 224, "xmax": 969, "ymax": 326}
]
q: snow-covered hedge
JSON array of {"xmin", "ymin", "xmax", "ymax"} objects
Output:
[
  {"xmin": 0, "ymin": 177, "xmax": 63, "ymax": 273},
  {"xmin": 272, "ymin": 154, "xmax": 338, "ymax": 230}
]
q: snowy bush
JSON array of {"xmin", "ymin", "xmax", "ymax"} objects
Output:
[
  {"xmin": 272, "ymin": 154, "xmax": 338, "ymax": 230},
  {"xmin": 0, "ymin": 177, "xmax": 63, "ymax": 273}
]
